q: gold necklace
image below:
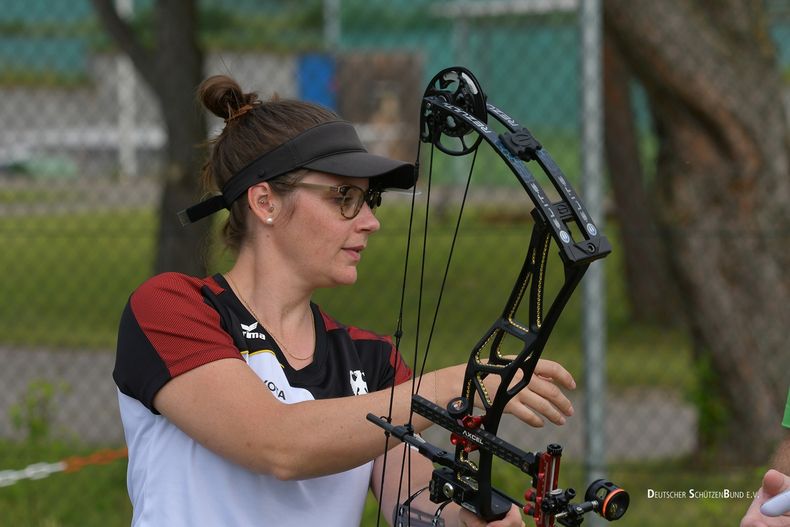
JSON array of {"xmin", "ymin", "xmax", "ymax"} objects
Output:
[{"xmin": 225, "ymin": 273, "xmax": 315, "ymax": 361}]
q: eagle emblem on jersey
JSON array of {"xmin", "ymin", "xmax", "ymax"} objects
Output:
[{"xmin": 349, "ymin": 370, "xmax": 369, "ymax": 395}]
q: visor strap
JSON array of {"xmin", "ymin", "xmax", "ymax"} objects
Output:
[{"xmin": 178, "ymin": 195, "xmax": 227, "ymax": 226}]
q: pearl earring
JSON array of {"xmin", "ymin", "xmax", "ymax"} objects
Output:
[{"xmin": 265, "ymin": 217, "xmax": 274, "ymax": 225}]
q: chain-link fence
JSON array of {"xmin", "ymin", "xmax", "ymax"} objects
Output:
[{"xmin": 1, "ymin": 1, "xmax": 788, "ymax": 526}]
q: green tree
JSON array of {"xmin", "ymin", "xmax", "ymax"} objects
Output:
[
  {"xmin": 92, "ymin": 0, "xmax": 209, "ymax": 275},
  {"xmin": 605, "ymin": 0, "xmax": 790, "ymax": 462}
]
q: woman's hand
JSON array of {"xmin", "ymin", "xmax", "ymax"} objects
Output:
[
  {"xmin": 459, "ymin": 505, "xmax": 524, "ymax": 527},
  {"xmin": 741, "ymin": 470, "xmax": 790, "ymax": 527},
  {"xmin": 488, "ymin": 358, "xmax": 576, "ymax": 427}
]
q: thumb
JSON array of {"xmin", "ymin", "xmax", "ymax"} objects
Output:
[{"xmin": 763, "ymin": 469, "xmax": 790, "ymax": 497}]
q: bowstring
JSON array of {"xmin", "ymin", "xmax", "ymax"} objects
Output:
[
  {"xmin": 375, "ymin": 141, "xmax": 422, "ymax": 527},
  {"xmin": 391, "ymin": 143, "xmax": 434, "ymax": 526}
]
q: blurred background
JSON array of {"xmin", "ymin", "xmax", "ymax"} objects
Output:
[{"xmin": 1, "ymin": 0, "xmax": 788, "ymax": 525}]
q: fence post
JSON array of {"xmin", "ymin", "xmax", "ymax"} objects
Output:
[
  {"xmin": 115, "ymin": 0, "xmax": 138, "ymax": 179},
  {"xmin": 580, "ymin": 1, "xmax": 607, "ymax": 525}
]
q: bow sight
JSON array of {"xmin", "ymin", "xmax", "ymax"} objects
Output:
[{"xmin": 367, "ymin": 67, "xmax": 628, "ymax": 526}]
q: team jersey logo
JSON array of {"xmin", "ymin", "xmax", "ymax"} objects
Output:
[
  {"xmin": 349, "ymin": 370, "xmax": 369, "ymax": 395},
  {"xmin": 241, "ymin": 321, "xmax": 267, "ymax": 340}
]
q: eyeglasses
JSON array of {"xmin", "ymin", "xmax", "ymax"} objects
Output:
[{"xmin": 288, "ymin": 182, "xmax": 382, "ymax": 219}]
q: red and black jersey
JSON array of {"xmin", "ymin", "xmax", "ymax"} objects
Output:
[{"xmin": 114, "ymin": 272, "xmax": 412, "ymax": 412}]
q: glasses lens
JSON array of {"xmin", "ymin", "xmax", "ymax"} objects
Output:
[
  {"xmin": 336, "ymin": 186, "xmax": 381, "ymax": 219},
  {"xmin": 338, "ymin": 186, "xmax": 364, "ymax": 219}
]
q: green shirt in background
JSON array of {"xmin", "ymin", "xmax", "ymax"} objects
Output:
[{"xmin": 784, "ymin": 388, "xmax": 790, "ymax": 428}]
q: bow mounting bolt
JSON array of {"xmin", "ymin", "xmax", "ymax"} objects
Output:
[
  {"xmin": 447, "ymin": 396, "xmax": 471, "ymax": 419},
  {"xmin": 442, "ymin": 482, "xmax": 455, "ymax": 499}
]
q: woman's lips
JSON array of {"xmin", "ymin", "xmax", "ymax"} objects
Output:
[{"xmin": 343, "ymin": 246, "xmax": 364, "ymax": 262}]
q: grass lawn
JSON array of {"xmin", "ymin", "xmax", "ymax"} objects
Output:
[
  {"xmin": 0, "ymin": 440, "xmax": 131, "ymax": 527},
  {"xmin": 0, "ymin": 209, "xmax": 157, "ymax": 348}
]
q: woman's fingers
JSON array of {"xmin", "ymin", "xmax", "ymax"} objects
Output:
[
  {"xmin": 507, "ymin": 385, "xmax": 565, "ymax": 427},
  {"xmin": 503, "ymin": 360, "xmax": 576, "ymax": 427},
  {"xmin": 478, "ymin": 358, "xmax": 577, "ymax": 427},
  {"xmin": 526, "ymin": 375, "xmax": 574, "ymax": 417},
  {"xmin": 505, "ymin": 401, "xmax": 546, "ymax": 428},
  {"xmin": 533, "ymin": 359, "xmax": 576, "ymax": 390}
]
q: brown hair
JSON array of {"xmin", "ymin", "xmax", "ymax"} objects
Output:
[{"xmin": 197, "ymin": 74, "xmax": 338, "ymax": 252}]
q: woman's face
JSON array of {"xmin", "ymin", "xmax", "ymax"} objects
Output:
[{"xmin": 272, "ymin": 171, "xmax": 381, "ymax": 289}]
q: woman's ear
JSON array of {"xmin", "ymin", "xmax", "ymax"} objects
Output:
[{"xmin": 247, "ymin": 183, "xmax": 277, "ymax": 226}]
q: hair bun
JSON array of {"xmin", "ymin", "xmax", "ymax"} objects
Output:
[{"xmin": 198, "ymin": 74, "xmax": 259, "ymax": 121}]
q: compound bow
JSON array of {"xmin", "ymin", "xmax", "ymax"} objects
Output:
[{"xmin": 368, "ymin": 67, "xmax": 629, "ymax": 527}]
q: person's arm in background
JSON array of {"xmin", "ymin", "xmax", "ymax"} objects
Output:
[{"xmin": 740, "ymin": 389, "xmax": 790, "ymax": 527}]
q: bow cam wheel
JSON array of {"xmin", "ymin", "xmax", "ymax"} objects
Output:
[{"xmin": 420, "ymin": 66, "xmax": 487, "ymax": 156}]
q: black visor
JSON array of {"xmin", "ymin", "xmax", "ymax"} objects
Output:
[{"xmin": 178, "ymin": 120, "xmax": 416, "ymax": 225}]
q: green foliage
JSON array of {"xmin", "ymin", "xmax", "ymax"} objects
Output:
[
  {"xmin": 686, "ymin": 352, "xmax": 729, "ymax": 453},
  {"xmin": 9, "ymin": 379, "xmax": 70, "ymax": 444},
  {"xmin": 0, "ymin": 68, "xmax": 89, "ymax": 88},
  {"xmin": 0, "ymin": 382, "xmax": 131, "ymax": 526},
  {"xmin": 102, "ymin": 2, "xmax": 326, "ymax": 53},
  {"xmin": 343, "ymin": 1, "xmax": 451, "ymax": 32}
]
